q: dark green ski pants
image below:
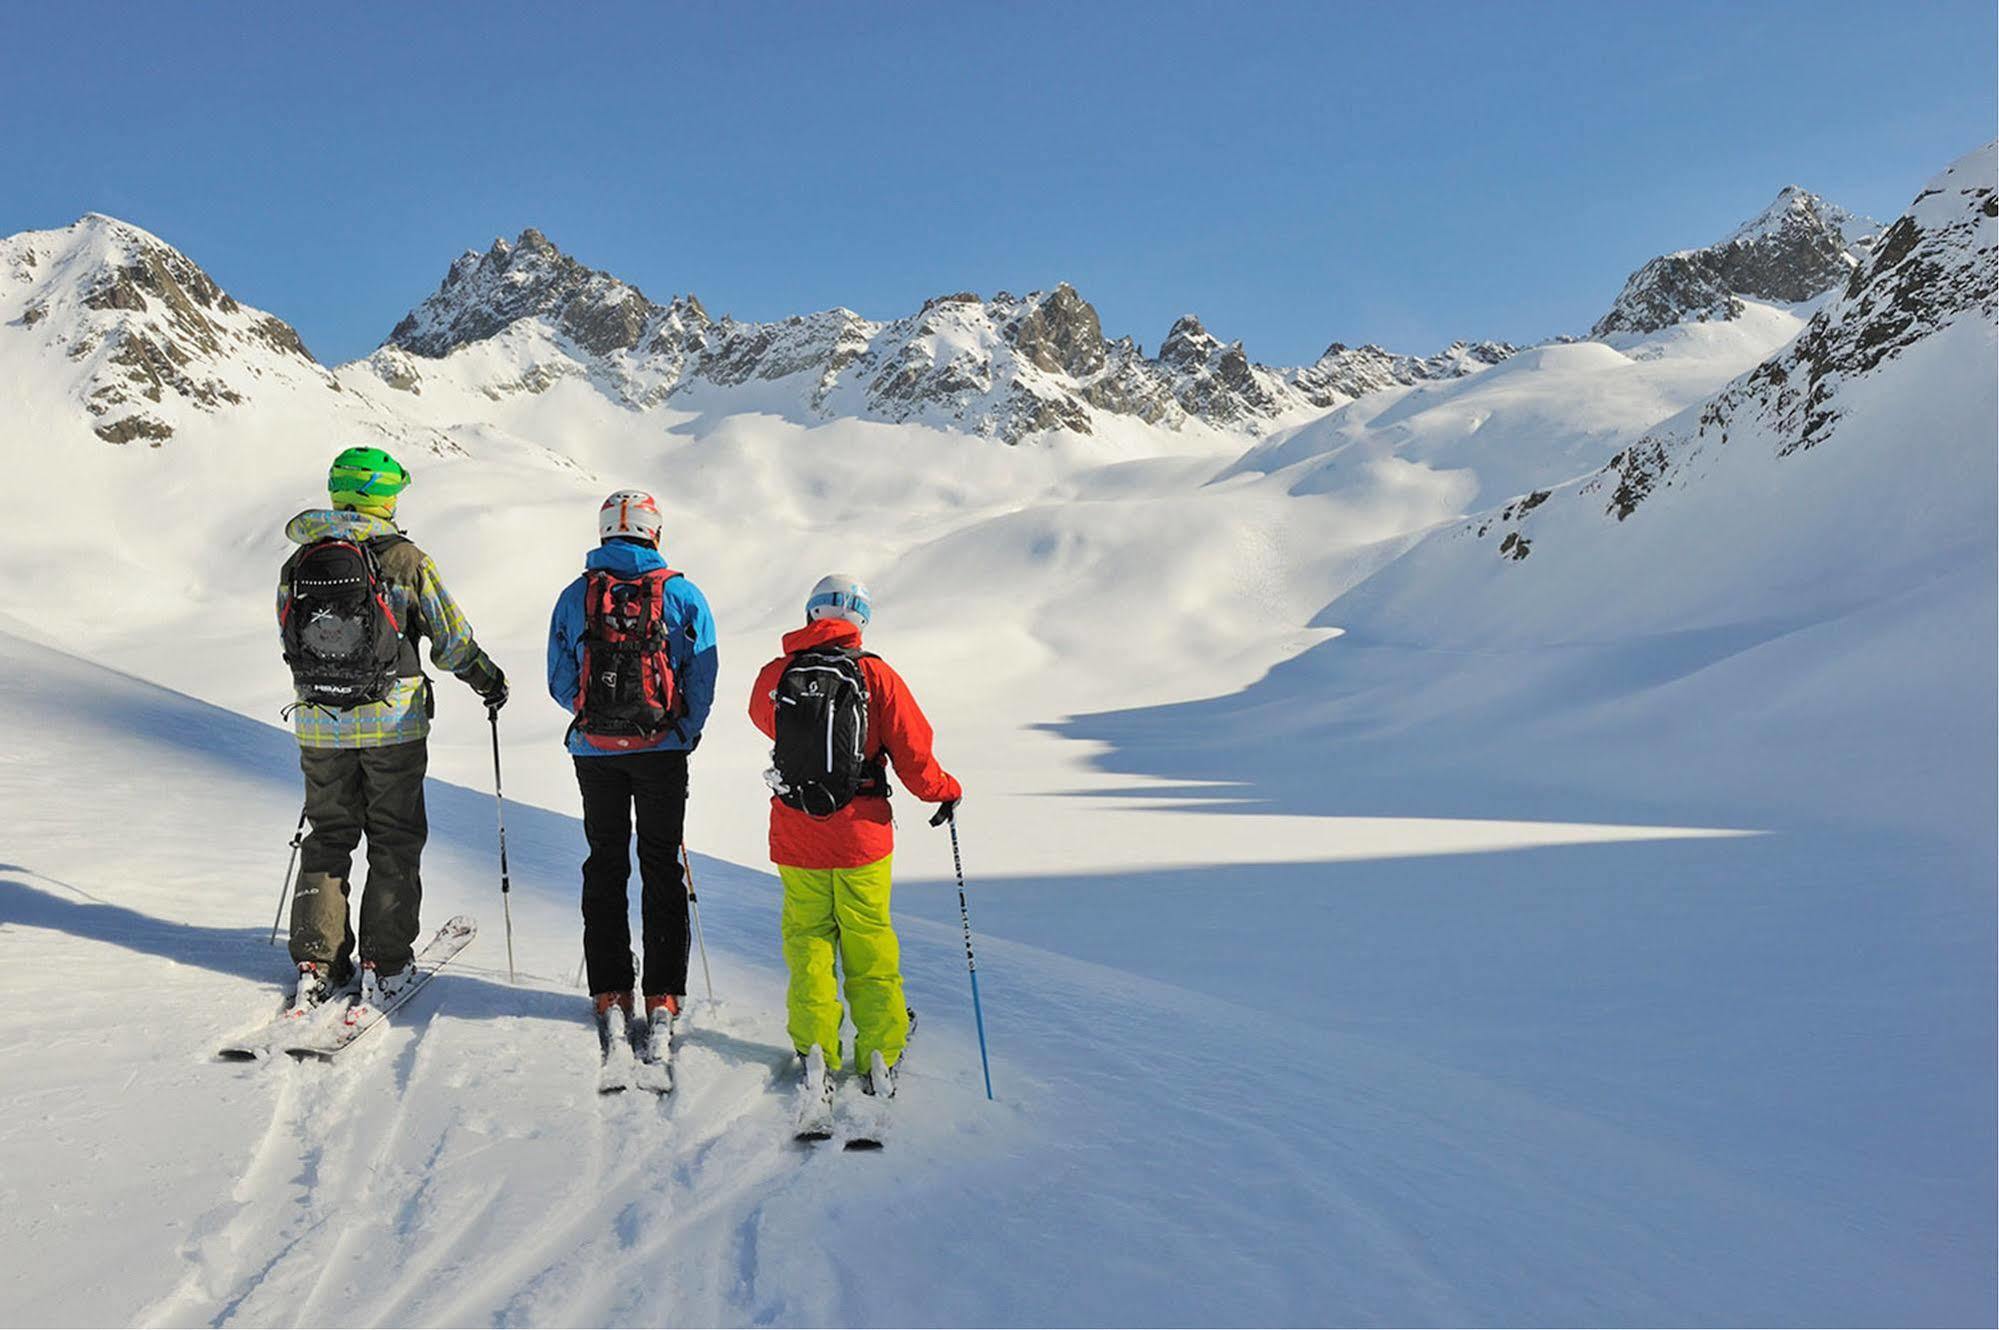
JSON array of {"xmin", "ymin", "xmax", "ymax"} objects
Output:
[{"xmin": 289, "ymin": 739, "xmax": 429, "ymax": 978}]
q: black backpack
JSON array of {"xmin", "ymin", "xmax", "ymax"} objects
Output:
[
  {"xmin": 770, "ymin": 645, "xmax": 887, "ymax": 816},
  {"xmin": 280, "ymin": 536, "xmax": 406, "ymax": 710}
]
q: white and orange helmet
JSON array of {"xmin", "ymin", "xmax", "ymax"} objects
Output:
[{"xmin": 598, "ymin": 489, "xmax": 664, "ymax": 544}]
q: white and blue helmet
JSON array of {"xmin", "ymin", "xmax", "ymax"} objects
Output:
[{"xmin": 806, "ymin": 573, "xmax": 872, "ymax": 627}]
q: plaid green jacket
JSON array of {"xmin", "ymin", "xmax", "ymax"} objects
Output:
[{"xmin": 278, "ymin": 510, "xmax": 498, "ymax": 749}]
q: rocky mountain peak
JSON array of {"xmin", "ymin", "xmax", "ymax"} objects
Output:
[
  {"xmin": 1593, "ymin": 186, "xmax": 1880, "ymax": 338},
  {"xmin": 1157, "ymin": 314, "xmax": 1222, "ymax": 370},
  {"xmin": 1722, "ymin": 186, "xmax": 1873, "ymax": 251},
  {"xmin": 390, "ymin": 228, "xmax": 706, "ymax": 360},
  {"xmin": 1588, "ymin": 144, "xmax": 1993, "ymax": 528}
]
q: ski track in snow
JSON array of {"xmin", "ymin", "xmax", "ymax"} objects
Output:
[{"xmin": 142, "ymin": 996, "xmax": 868, "ymax": 1329}]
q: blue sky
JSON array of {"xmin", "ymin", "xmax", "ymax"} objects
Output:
[{"xmin": 3, "ymin": 2, "xmax": 1991, "ymax": 366}]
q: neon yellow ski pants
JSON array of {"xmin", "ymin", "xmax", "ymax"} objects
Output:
[{"xmin": 778, "ymin": 855, "xmax": 908, "ymax": 1072}]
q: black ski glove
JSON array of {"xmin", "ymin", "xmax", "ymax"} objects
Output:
[
  {"xmin": 928, "ymin": 798, "xmax": 959, "ymax": 828},
  {"xmin": 478, "ymin": 669, "xmax": 510, "ymax": 713},
  {"xmin": 460, "ymin": 655, "xmax": 506, "ymax": 710}
]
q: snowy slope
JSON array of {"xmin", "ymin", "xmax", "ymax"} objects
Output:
[
  {"xmin": 1039, "ymin": 152, "xmax": 1998, "ymax": 1323},
  {"xmin": 6, "ymin": 626, "xmax": 1988, "ymax": 1327},
  {"xmin": 1220, "ymin": 300, "xmax": 1815, "ymax": 520}
]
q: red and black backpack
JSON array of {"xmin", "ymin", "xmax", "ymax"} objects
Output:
[
  {"xmin": 280, "ymin": 535, "xmax": 408, "ymax": 710},
  {"xmin": 573, "ymin": 566, "xmax": 684, "ymax": 750}
]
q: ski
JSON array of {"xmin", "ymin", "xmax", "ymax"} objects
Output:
[
  {"xmin": 629, "ymin": 1006, "xmax": 675, "ymax": 1095},
  {"xmin": 596, "ymin": 1003, "xmax": 636, "ymax": 1094},
  {"xmin": 842, "ymin": 1011, "xmax": 915, "ymax": 1150},
  {"xmin": 842, "ymin": 1050, "xmax": 897, "ymax": 1151},
  {"xmin": 793, "ymin": 1044, "xmax": 835, "ymax": 1142},
  {"xmin": 215, "ymin": 984, "xmax": 350, "ymax": 1061},
  {"xmin": 283, "ymin": 915, "xmax": 477, "ymax": 1061}
]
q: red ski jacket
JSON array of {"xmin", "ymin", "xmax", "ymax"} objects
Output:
[{"xmin": 749, "ymin": 618, "xmax": 962, "ymax": 869}]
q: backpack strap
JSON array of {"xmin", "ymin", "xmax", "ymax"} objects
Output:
[
  {"xmin": 849, "ymin": 650, "xmax": 889, "ymax": 796},
  {"xmin": 363, "ymin": 533, "xmax": 422, "ymax": 677}
]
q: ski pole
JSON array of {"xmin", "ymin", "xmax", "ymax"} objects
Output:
[
  {"xmin": 488, "ymin": 705, "xmax": 517, "ymax": 984},
  {"xmin": 947, "ymin": 814, "xmax": 995, "ymax": 1100},
  {"xmin": 681, "ymin": 842, "xmax": 715, "ymax": 1004},
  {"xmin": 268, "ymin": 804, "xmax": 308, "ymax": 945}
]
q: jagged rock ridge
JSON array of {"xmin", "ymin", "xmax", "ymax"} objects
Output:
[
  {"xmin": 380, "ymin": 231, "xmax": 1516, "ymax": 442},
  {"xmin": 1289, "ymin": 339, "xmax": 1518, "ymax": 406},
  {"xmin": 1593, "ymin": 187, "xmax": 1881, "ymax": 338}
]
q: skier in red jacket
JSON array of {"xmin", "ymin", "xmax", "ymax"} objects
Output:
[{"xmin": 749, "ymin": 574, "xmax": 961, "ymax": 1096}]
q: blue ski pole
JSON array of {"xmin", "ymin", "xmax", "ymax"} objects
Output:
[{"xmin": 945, "ymin": 812, "xmax": 994, "ymax": 1100}]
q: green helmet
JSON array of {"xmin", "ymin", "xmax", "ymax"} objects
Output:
[{"xmin": 328, "ymin": 446, "xmax": 411, "ymax": 510}]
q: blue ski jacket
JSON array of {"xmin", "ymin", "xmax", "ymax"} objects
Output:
[{"xmin": 547, "ymin": 541, "xmax": 718, "ymax": 757}]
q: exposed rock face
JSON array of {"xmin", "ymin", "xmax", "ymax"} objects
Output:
[
  {"xmin": 699, "ymin": 309, "xmax": 870, "ymax": 391},
  {"xmin": 389, "ymin": 228, "xmax": 709, "ymax": 361},
  {"xmin": 1593, "ymin": 187, "xmax": 1880, "ymax": 337},
  {"xmin": 1078, "ymin": 337, "xmax": 1181, "ymax": 424},
  {"xmin": 1005, "ymin": 282, "xmax": 1106, "ymax": 377},
  {"xmin": 0, "ymin": 214, "xmax": 326, "ymax": 444},
  {"xmin": 1290, "ymin": 339, "xmax": 1518, "ymax": 407},
  {"xmin": 367, "ymin": 346, "xmax": 424, "ymax": 393},
  {"xmin": 1154, "ymin": 315, "xmax": 1292, "ymax": 426}
]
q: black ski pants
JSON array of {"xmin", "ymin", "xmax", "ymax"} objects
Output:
[
  {"xmin": 291, "ymin": 739, "xmax": 428, "ymax": 980},
  {"xmin": 575, "ymin": 749, "xmax": 690, "ymax": 998}
]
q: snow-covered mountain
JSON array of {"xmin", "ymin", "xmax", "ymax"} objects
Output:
[
  {"xmin": 1179, "ymin": 142, "xmax": 1997, "ymax": 839},
  {"xmin": 1438, "ymin": 144, "xmax": 1993, "ymax": 620},
  {"xmin": 1592, "ymin": 186, "xmax": 1880, "ymax": 338},
  {"xmin": 366, "ymin": 228, "xmax": 1521, "ymax": 441},
  {"xmin": 0, "ymin": 214, "xmax": 335, "ymax": 443}
]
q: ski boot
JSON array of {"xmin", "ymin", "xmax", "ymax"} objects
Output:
[
  {"xmin": 287, "ymin": 961, "xmax": 333, "ymax": 1019},
  {"xmin": 794, "ymin": 1044, "xmax": 836, "ymax": 1141},
  {"xmin": 358, "ymin": 959, "xmax": 417, "ymax": 1012},
  {"xmin": 641, "ymin": 994, "xmax": 679, "ymax": 1059},
  {"xmin": 593, "ymin": 990, "xmax": 634, "ymax": 1050}
]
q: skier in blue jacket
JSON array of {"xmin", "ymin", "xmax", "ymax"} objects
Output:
[{"xmin": 547, "ymin": 489, "xmax": 718, "ymax": 1047}]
